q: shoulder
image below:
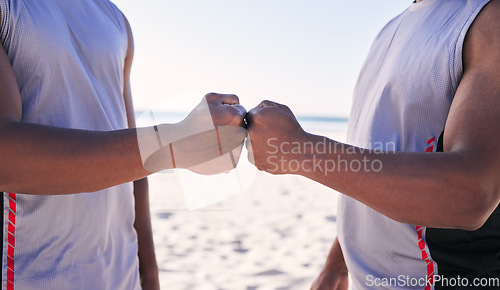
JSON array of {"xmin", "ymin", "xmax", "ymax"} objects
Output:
[
  {"xmin": 463, "ymin": 0, "xmax": 500, "ymax": 71},
  {"xmin": 105, "ymin": 2, "xmax": 133, "ymax": 56},
  {"xmin": 102, "ymin": 1, "xmax": 133, "ymax": 60}
]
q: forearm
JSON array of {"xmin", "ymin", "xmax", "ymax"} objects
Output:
[
  {"xmin": 0, "ymin": 95, "xmax": 247, "ymax": 195},
  {"xmin": 133, "ymin": 178, "xmax": 160, "ymax": 289},
  {"xmin": 0, "ymin": 121, "xmax": 172, "ymax": 194},
  {"xmin": 299, "ymin": 134, "xmax": 495, "ymax": 229}
]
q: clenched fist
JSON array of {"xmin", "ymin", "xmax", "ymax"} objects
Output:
[
  {"xmin": 139, "ymin": 93, "xmax": 247, "ymax": 175},
  {"xmin": 246, "ymin": 100, "xmax": 310, "ymax": 174}
]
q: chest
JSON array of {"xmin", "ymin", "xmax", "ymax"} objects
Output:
[{"xmin": 3, "ymin": 0, "xmax": 126, "ymax": 72}]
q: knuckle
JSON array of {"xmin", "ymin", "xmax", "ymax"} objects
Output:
[
  {"xmin": 260, "ymin": 100, "xmax": 271, "ymax": 107},
  {"xmin": 229, "ymin": 94, "xmax": 239, "ymax": 103},
  {"xmin": 245, "ymin": 113, "xmax": 256, "ymax": 126},
  {"xmin": 229, "ymin": 112, "xmax": 242, "ymax": 121},
  {"xmin": 249, "ymin": 110, "xmax": 262, "ymax": 121},
  {"xmin": 205, "ymin": 92, "xmax": 218, "ymax": 101}
]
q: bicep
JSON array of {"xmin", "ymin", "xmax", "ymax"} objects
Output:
[
  {"xmin": 0, "ymin": 42, "xmax": 22, "ymax": 126},
  {"xmin": 444, "ymin": 1, "xmax": 500, "ymax": 199}
]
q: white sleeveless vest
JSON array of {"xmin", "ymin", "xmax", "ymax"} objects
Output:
[
  {"xmin": 339, "ymin": 1, "xmax": 493, "ymax": 289},
  {"xmin": 0, "ymin": 1, "xmax": 140, "ymax": 289}
]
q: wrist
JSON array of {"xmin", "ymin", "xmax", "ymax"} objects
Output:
[
  {"xmin": 137, "ymin": 123, "xmax": 177, "ymax": 172},
  {"xmin": 291, "ymin": 133, "xmax": 337, "ymax": 177}
]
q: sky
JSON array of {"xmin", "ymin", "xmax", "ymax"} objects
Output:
[{"xmin": 112, "ymin": 0, "xmax": 412, "ymax": 117}]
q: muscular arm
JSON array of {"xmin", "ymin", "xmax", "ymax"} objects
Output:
[
  {"xmin": 0, "ymin": 30, "xmax": 245, "ymax": 194},
  {"xmin": 248, "ymin": 1, "xmax": 500, "ymax": 230},
  {"xmin": 0, "ymin": 4, "xmax": 147, "ymax": 194},
  {"xmin": 0, "ymin": 22, "xmax": 153, "ymax": 194},
  {"xmin": 307, "ymin": 1, "xmax": 500, "ymax": 230},
  {"xmin": 0, "ymin": 85, "xmax": 149, "ymax": 195}
]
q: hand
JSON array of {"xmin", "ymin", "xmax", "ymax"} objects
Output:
[
  {"xmin": 246, "ymin": 100, "xmax": 309, "ymax": 174},
  {"xmin": 183, "ymin": 145, "xmax": 244, "ymax": 175},
  {"xmin": 311, "ymin": 271, "xmax": 349, "ymax": 290},
  {"xmin": 175, "ymin": 93, "xmax": 246, "ymax": 175},
  {"xmin": 141, "ymin": 93, "xmax": 247, "ymax": 175},
  {"xmin": 180, "ymin": 92, "xmax": 246, "ymax": 132}
]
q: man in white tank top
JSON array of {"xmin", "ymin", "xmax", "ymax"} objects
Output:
[
  {"xmin": 246, "ymin": 0, "xmax": 500, "ymax": 289},
  {"xmin": 0, "ymin": 0, "xmax": 247, "ymax": 289}
]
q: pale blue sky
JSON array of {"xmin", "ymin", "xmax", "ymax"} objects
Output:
[{"xmin": 112, "ymin": 0, "xmax": 412, "ymax": 117}]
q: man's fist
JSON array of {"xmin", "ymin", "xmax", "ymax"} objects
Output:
[
  {"xmin": 181, "ymin": 93, "xmax": 246, "ymax": 131},
  {"xmin": 246, "ymin": 100, "xmax": 310, "ymax": 175},
  {"xmin": 140, "ymin": 93, "xmax": 247, "ymax": 175}
]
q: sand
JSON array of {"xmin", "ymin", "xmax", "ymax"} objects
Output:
[
  {"xmin": 150, "ymin": 173, "xmax": 340, "ymax": 289},
  {"xmin": 149, "ymin": 132, "xmax": 346, "ymax": 289}
]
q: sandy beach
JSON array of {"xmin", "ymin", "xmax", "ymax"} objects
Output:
[{"xmin": 149, "ymin": 131, "xmax": 346, "ymax": 289}]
